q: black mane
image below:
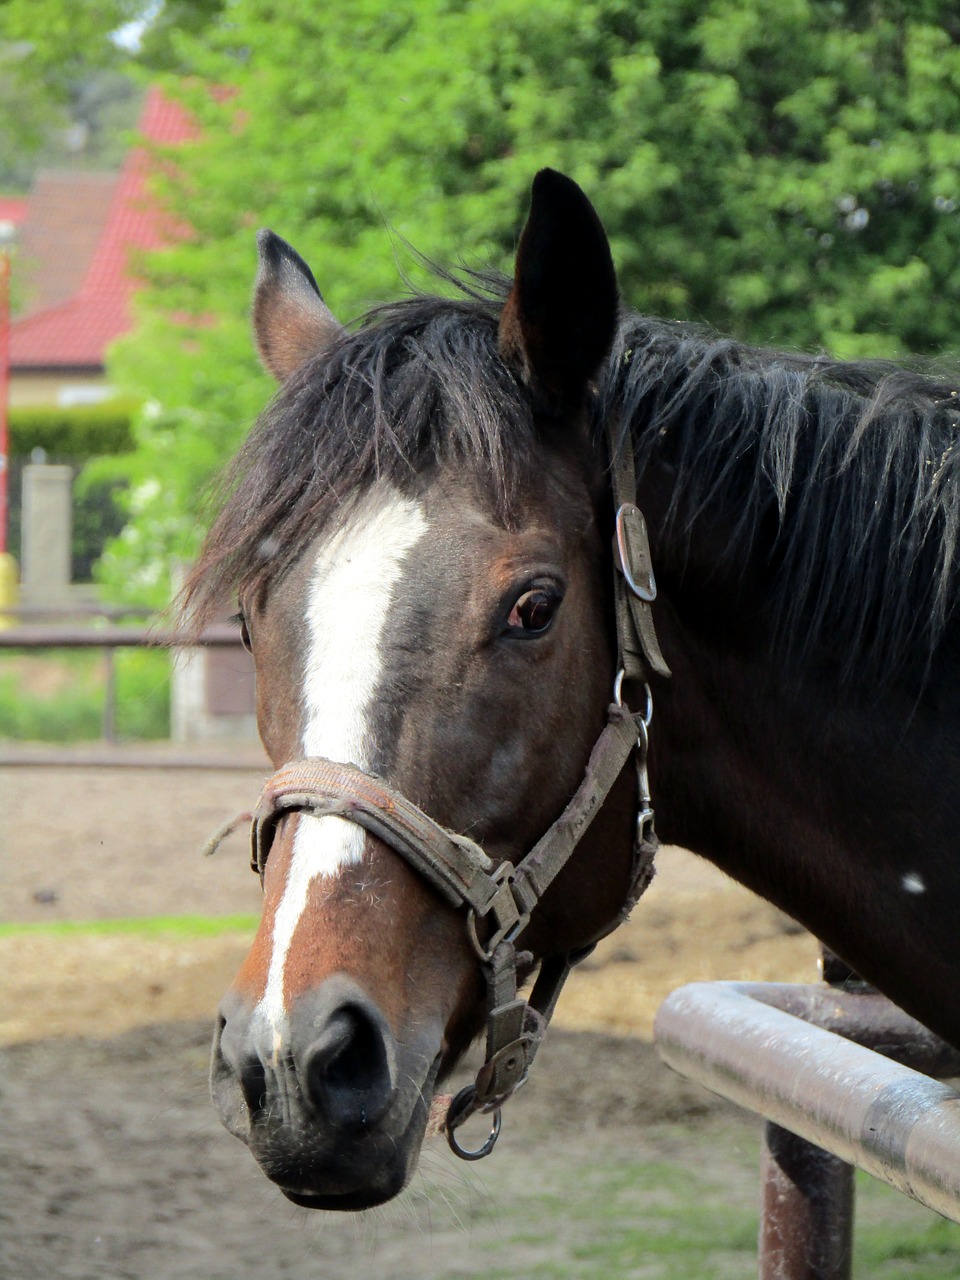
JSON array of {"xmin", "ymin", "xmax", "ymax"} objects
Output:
[
  {"xmin": 183, "ymin": 278, "xmax": 532, "ymax": 623},
  {"xmin": 185, "ymin": 276, "xmax": 960, "ymax": 683},
  {"xmin": 606, "ymin": 316, "xmax": 960, "ymax": 680}
]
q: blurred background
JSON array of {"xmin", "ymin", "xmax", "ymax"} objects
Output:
[
  {"xmin": 5, "ymin": 1, "xmax": 960, "ymax": 613},
  {"xmin": 3, "ymin": 0, "xmax": 960, "ymax": 742},
  {"xmin": 2, "ymin": 3, "xmax": 960, "ymax": 1276}
]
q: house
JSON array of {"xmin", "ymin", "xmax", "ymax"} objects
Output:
[
  {"xmin": 8, "ymin": 87, "xmax": 193, "ymax": 408},
  {"xmin": 3, "ymin": 89, "xmax": 256, "ymax": 741},
  {"xmin": 0, "ymin": 196, "xmax": 28, "ymax": 244}
]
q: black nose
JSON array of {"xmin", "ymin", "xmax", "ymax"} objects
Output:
[
  {"xmin": 213, "ymin": 977, "xmax": 399, "ymax": 1135},
  {"xmin": 296, "ymin": 996, "xmax": 397, "ymax": 1129}
]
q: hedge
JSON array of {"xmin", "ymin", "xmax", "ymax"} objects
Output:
[
  {"xmin": 6, "ymin": 399, "xmax": 139, "ymax": 580},
  {"xmin": 9, "ymin": 400, "xmax": 137, "ymax": 458}
]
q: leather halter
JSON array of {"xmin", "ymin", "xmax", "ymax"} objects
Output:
[{"xmin": 244, "ymin": 420, "xmax": 670, "ymax": 1159}]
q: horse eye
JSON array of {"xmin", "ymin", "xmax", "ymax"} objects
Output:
[
  {"xmin": 507, "ymin": 589, "xmax": 560, "ymax": 634},
  {"xmin": 232, "ymin": 611, "xmax": 253, "ymax": 654}
]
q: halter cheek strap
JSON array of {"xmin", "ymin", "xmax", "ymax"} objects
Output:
[{"xmin": 609, "ymin": 416, "xmax": 671, "ymax": 685}]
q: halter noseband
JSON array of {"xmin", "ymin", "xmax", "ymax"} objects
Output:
[{"xmin": 243, "ymin": 421, "xmax": 670, "ymax": 1159}]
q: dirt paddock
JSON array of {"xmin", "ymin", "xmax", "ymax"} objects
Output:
[{"xmin": 1, "ymin": 758, "xmax": 824, "ymax": 1279}]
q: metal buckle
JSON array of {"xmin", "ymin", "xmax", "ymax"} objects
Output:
[
  {"xmin": 466, "ymin": 863, "xmax": 529, "ymax": 962},
  {"xmin": 615, "ymin": 504, "xmax": 658, "ymax": 602},
  {"xmin": 636, "ymin": 805, "xmax": 656, "ymax": 846},
  {"xmin": 473, "ymin": 1035, "xmax": 535, "ymax": 1103},
  {"xmin": 609, "ymin": 681, "xmax": 657, "ymax": 852}
]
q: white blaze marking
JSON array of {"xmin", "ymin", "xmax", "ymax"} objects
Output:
[
  {"xmin": 260, "ymin": 486, "xmax": 429, "ymax": 1028},
  {"xmin": 901, "ymin": 872, "xmax": 926, "ymax": 895}
]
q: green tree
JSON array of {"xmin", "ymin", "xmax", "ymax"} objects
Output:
[
  {"xmin": 0, "ymin": 1, "xmax": 224, "ymax": 185},
  {"xmin": 91, "ymin": 0, "xmax": 960, "ymax": 604},
  {"xmin": 0, "ymin": 1, "xmax": 149, "ymax": 185}
]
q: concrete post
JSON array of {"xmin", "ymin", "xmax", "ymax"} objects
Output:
[
  {"xmin": 169, "ymin": 565, "xmax": 258, "ymax": 743},
  {"xmin": 20, "ymin": 463, "xmax": 72, "ymax": 605}
]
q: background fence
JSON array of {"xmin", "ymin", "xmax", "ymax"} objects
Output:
[{"xmin": 0, "ymin": 615, "xmax": 255, "ymax": 758}]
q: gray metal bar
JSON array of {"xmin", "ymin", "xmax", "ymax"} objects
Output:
[
  {"xmin": 102, "ymin": 646, "xmax": 116, "ymax": 742},
  {"xmin": 0, "ymin": 622, "xmax": 241, "ymax": 648},
  {"xmin": 759, "ymin": 1121, "xmax": 854, "ymax": 1280},
  {"xmin": 654, "ymin": 982, "xmax": 960, "ymax": 1223},
  {"xmin": 734, "ymin": 982, "xmax": 960, "ymax": 1076}
]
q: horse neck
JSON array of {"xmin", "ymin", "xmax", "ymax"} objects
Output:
[{"xmin": 647, "ymin": 592, "xmax": 960, "ymax": 1043}]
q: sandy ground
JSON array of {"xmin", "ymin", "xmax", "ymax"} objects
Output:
[
  {"xmin": 0, "ymin": 760, "xmax": 820, "ymax": 1044},
  {"xmin": 0, "ymin": 756, "xmax": 822, "ymax": 1279}
]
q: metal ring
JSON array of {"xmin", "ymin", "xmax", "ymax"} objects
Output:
[
  {"xmin": 446, "ymin": 1107, "xmax": 502, "ymax": 1161},
  {"xmin": 638, "ymin": 681, "xmax": 653, "ymax": 727},
  {"xmin": 613, "ymin": 672, "xmax": 654, "ymax": 729},
  {"xmin": 613, "ymin": 668, "xmax": 625, "ymax": 706}
]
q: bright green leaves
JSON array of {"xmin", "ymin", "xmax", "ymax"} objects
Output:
[{"xmin": 73, "ymin": 0, "xmax": 960, "ymax": 602}]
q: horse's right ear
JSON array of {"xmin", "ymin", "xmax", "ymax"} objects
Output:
[
  {"xmin": 252, "ymin": 230, "xmax": 345, "ymax": 381},
  {"xmin": 499, "ymin": 169, "xmax": 618, "ymax": 412}
]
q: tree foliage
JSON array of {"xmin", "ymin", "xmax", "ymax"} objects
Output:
[
  {"xmin": 0, "ymin": 1, "xmax": 147, "ymax": 185},
  {"xmin": 89, "ymin": 0, "xmax": 960, "ymax": 603}
]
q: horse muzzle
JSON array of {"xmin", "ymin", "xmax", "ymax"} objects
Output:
[{"xmin": 210, "ymin": 975, "xmax": 442, "ymax": 1209}]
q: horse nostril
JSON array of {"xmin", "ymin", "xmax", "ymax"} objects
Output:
[
  {"xmin": 211, "ymin": 1002, "xmax": 268, "ymax": 1139},
  {"xmin": 301, "ymin": 1002, "xmax": 396, "ymax": 1129},
  {"xmin": 238, "ymin": 1054, "xmax": 268, "ymax": 1117}
]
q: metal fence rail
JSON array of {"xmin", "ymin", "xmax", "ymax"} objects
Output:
[
  {"xmin": 0, "ymin": 622, "xmax": 241, "ymax": 648},
  {"xmin": 655, "ymin": 981, "xmax": 960, "ymax": 1278}
]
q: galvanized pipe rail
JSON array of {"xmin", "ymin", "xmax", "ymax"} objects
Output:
[
  {"xmin": 0, "ymin": 622, "xmax": 241, "ymax": 648},
  {"xmin": 655, "ymin": 982, "xmax": 960, "ymax": 1277},
  {"xmin": 0, "ymin": 604, "xmax": 155, "ymax": 620}
]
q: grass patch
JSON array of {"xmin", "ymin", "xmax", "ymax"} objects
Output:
[
  {"xmin": 475, "ymin": 1151, "xmax": 758, "ymax": 1279},
  {"xmin": 855, "ymin": 1171, "xmax": 960, "ymax": 1277},
  {"xmin": 0, "ymin": 647, "xmax": 171, "ymax": 740},
  {"xmin": 415, "ymin": 1127, "xmax": 960, "ymax": 1279},
  {"xmin": 0, "ymin": 913, "xmax": 259, "ymax": 940}
]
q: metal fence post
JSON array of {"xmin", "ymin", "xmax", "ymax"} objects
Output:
[
  {"xmin": 759, "ymin": 1120, "xmax": 854, "ymax": 1280},
  {"xmin": 102, "ymin": 645, "xmax": 116, "ymax": 742}
]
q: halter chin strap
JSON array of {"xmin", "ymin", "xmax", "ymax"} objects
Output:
[{"xmin": 221, "ymin": 419, "xmax": 670, "ymax": 1159}]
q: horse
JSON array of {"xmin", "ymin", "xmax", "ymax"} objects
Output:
[{"xmin": 186, "ymin": 168, "xmax": 960, "ymax": 1210}]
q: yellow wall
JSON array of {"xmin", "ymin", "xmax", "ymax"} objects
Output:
[{"xmin": 10, "ymin": 371, "xmax": 113, "ymax": 409}]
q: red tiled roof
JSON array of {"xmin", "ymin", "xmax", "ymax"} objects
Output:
[
  {"xmin": 10, "ymin": 87, "xmax": 194, "ymax": 370},
  {"xmin": 0, "ymin": 197, "xmax": 28, "ymax": 227},
  {"xmin": 15, "ymin": 172, "xmax": 119, "ymax": 317}
]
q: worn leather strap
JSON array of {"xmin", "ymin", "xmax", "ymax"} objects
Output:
[
  {"xmin": 252, "ymin": 702, "xmax": 648, "ymax": 961},
  {"xmin": 510, "ymin": 703, "xmax": 645, "ymax": 913},
  {"xmin": 248, "ymin": 700, "xmax": 656, "ymax": 1135},
  {"xmin": 609, "ymin": 421, "xmax": 672, "ymax": 682},
  {"xmin": 254, "ymin": 760, "xmax": 494, "ymax": 906}
]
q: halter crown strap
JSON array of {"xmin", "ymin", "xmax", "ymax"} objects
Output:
[{"xmin": 608, "ymin": 420, "xmax": 671, "ymax": 682}]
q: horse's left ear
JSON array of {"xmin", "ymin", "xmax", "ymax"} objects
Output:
[
  {"xmin": 499, "ymin": 169, "xmax": 619, "ymax": 411},
  {"xmin": 252, "ymin": 229, "xmax": 345, "ymax": 381}
]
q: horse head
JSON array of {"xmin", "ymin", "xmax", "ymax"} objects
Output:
[{"xmin": 200, "ymin": 172, "xmax": 657, "ymax": 1207}]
